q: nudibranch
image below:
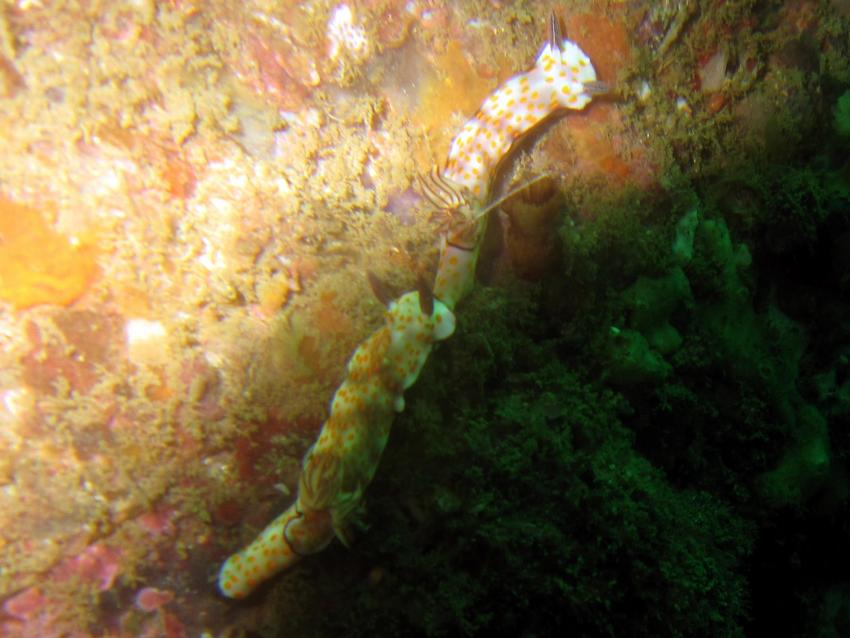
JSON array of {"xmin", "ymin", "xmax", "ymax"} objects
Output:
[
  {"xmin": 425, "ymin": 14, "xmax": 605, "ymax": 310},
  {"xmin": 218, "ymin": 289, "xmax": 455, "ymax": 598},
  {"xmin": 440, "ymin": 13, "xmax": 606, "ymax": 202}
]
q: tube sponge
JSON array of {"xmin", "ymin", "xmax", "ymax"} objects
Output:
[{"xmin": 835, "ymin": 89, "xmax": 850, "ymax": 137}]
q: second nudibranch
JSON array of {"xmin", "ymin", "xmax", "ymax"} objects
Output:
[
  {"xmin": 218, "ymin": 290, "xmax": 455, "ymax": 598},
  {"xmin": 442, "ymin": 17, "xmax": 604, "ymax": 200}
]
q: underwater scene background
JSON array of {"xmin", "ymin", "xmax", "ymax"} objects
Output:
[{"xmin": 0, "ymin": 0, "xmax": 849, "ymax": 636}]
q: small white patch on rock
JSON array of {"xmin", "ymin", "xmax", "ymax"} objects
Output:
[
  {"xmin": 125, "ymin": 318, "xmax": 168, "ymax": 365},
  {"xmin": 327, "ymin": 4, "xmax": 369, "ymax": 62}
]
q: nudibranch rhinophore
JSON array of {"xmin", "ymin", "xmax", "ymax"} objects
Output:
[
  {"xmin": 441, "ymin": 13, "xmax": 605, "ymax": 201},
  {"xmin": 218, "ymin": 291, "xmax": 455, "ymax": 598}
]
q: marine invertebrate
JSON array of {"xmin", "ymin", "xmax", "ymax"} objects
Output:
[
  {"xmin": 218, "ymin": 290, "xmax": 455, "ymax": 598},
  {"xmin": 428, "ymin": 13, "xmax": 605, "ymax": 303},
  {"xmin": 835, "ymin": 89, "xmax": 850, "ymax": 137},
  {"xmin": 500, "ymin": 175, "xmax": 566, "ymax": 280},
  {"xmin": 439, "ymin": 15, "xmax": 605, "ymax": 201},
  {"xmin": 0, "ymin": 199, "xmax": 97, "ymax": 310}
]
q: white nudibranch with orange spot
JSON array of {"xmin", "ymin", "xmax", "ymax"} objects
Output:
[
  {"xmin": 218, "ymin": 287, "xmax": 454, "ymax": 598},
  {"xmin": 442, "ymin": 14, "xmax": 606, "ymax": 200}
]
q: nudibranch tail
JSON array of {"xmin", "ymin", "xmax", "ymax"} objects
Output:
[
  {"xmin": 217, "ymin": 503, "xmax": 334, "ymax": 599},
  {"xmin": 442, "ymin": 17, "xmax": 601, "ymax": 199}
]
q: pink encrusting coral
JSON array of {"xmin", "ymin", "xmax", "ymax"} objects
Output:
[
  {"xmin": 52, "ymin": 543, "xmax": 122, "ymax": 591},
  {"xmin": 135, "ymin": 586, "xmax": 175, "ymax": 612},
  {"xmin": 0, "ymin": 544, "xmax": 122, "ymax": 636}
]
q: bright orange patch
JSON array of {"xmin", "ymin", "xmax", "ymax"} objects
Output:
[
  {"xmin": 549, "ymin": 105, "xmax": 659, "ymax": 189},
  {"xmin": 562, "ymin": 12, "xmax": 631, "ymax": 83},
  {"xmin": 0, "ymin": 199, "xmax": 98, "ymax": 310}
]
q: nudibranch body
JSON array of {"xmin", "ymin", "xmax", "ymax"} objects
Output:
[
  {"xmin": 301, "ymin": 290, "xmax": 455, "ymax": 532},
  {"xmin": 442, "ymin": 25, "xmax": 602, "ymax": 200},
  {"xmin": 218, "ymin": 291, "xmax": 455, "ymax": 598},
  {"xmin": 433, "ymin": 221, "xmax": 483, "ymax": 311}
]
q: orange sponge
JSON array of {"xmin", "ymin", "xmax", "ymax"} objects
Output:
[{"xmin": 0, "ymin": 198, "xmax": 97, "ymax": 309}]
